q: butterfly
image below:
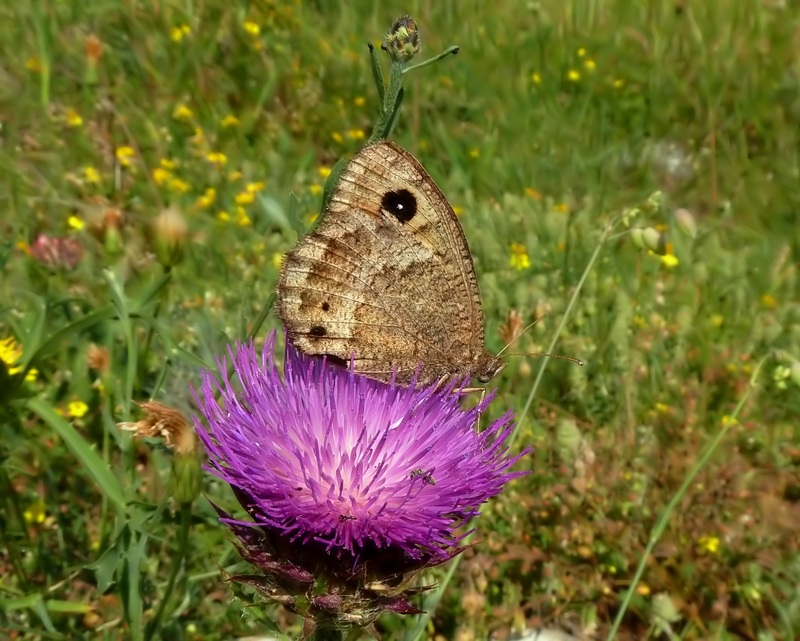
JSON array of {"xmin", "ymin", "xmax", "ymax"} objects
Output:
[{"xmin": 277, "ymin": 140, "xmax": 505, "ymax": 388}]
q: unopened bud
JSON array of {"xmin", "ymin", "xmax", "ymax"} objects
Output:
[
  {"xmin": 790, "ymin": 362, "xmax": 800, "ymax": 387},
  {"xmin": 674, "ymin": 207, "xmax": 697, "ymax": 239},
  {"xmin": 85, "ymin": 35, "xmax": 103, "ymax": 85},
  {"xmin": 642, "ymin": 227, "xmax": 667, "ymax": 255},
  {"xmin": 630, "ymin": 227, "xmax": 645, "ymax": 250},
  {"xmin": 382, "ymin": 15, "xmax": 421, "ymax": 63},
  {"xmin": 153, "ymin": 207, "xmax": 187, "ymax": 267},
  {"xmin": 172, "ymin": 449, "xmax": 202, "ymax": 504}
]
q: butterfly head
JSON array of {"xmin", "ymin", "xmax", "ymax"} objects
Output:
[{"xmin": 474, "ymin": 353, "xmax": 506, "ymax": 383}]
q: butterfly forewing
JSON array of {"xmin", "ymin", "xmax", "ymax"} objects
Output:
[{"xmin": 277, "ymin": 140, "xmax": 502, "ymax": 386}]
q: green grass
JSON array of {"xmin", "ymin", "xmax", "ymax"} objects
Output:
[{"xmin": 2, "ymin": 0, "xmax": 799, "ymax": 639}]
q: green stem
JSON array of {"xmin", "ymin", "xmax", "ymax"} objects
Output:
[
  {"xmin": 138, "ymin": 265, "xmax": 172, "ymax": 389},
  {"xmin": 370, "ymin": 61, "xmax": 406, "ymax": 143},
  {"xmin": 402, "ymin": 46, "xmax": 460, "ymax": 74},
  {"xmin": 144, "ymin": 501, "xmax": 192, "ymax": 641}
]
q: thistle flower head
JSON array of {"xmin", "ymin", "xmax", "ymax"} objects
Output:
[
  {"xmin": 382, "ymin": 15, "xmax": 421, "ymax": 63},
  {"xmin": 29, "ymin": 234, "xmax": 83, "ymax": 270},
  {"xmin": 192, "ymin": 332, "xmax": 528, "ymax": 627}
]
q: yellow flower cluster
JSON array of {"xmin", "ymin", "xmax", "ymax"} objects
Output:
[{"xmin": 0, "ymin": 337, "xmax": 38, "ymax": 382}]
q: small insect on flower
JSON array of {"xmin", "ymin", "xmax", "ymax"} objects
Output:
[{"xmin": 410, "ymin": 469, "xmax": 436, "ymax": 485}]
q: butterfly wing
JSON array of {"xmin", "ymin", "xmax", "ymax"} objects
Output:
[{"xmin": 277, "ymin": 140, "xmax": 492, "ymax": 386}]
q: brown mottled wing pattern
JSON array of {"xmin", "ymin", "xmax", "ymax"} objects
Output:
[{"xmin": 277, "ymin": 140, "xmax": 502, "ymax": 386}]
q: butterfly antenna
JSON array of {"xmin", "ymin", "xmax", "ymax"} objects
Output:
[
  {"xmin": 496, "ymin": 315, "xmax": 547, "ymax": 357},
  {"xmin": 497, "ymin": 314, "xmax": 585, "ymax": 367}
]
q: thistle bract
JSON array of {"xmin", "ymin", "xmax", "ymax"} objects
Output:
[{"xmin": 193, "ymin": 331, "xmax": 528, "ymax": 629}]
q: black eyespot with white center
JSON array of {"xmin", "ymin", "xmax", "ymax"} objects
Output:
[{"xmin": 382, "ymin": 188, "xmax": 417, "ymax": 223}]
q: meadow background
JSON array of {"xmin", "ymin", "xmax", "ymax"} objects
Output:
[{"xmin": 2, "ymin": 0, "xmax": 800, "ymax": 639}]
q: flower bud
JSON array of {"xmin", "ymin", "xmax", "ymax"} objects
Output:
[
  {"xmin": 674, "ymin": 207, "xmax": 697, "ymax": 238},
  {"xmin": 29, "ymin": 234, "xmax": 83, "ymax": 271},
  {"xmin": 172, "ymin": 449, "xmax": 202, "ymax": 504},
  {"xmin": 153, "ymin": 207, "xmax": 188, "ymax": 267},
  {"xmin": 642, "ymin": 227, "xmax": 667, "ymax": 255},
  {"xmin": 382, "ymin": 15, "xmax": 421, "ymax": 63},
  {"xmin": 630, "ymin": 227, "xmax": 645, "ymax": 250},
  {"xmin": 790, "ymin": 361, "xmax": 800, "ymax": 387}
]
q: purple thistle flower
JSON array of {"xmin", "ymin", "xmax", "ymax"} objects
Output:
[{"xmin": 192, "ymin": 331, "xmax": 529, "ymax": 628}]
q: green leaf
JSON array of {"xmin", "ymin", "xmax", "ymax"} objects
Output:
[
  {"xmin": 286, "ymin": 191, "xmax": 305, "ymax": 239},
  {"xmin": 320, "ymin": 157, "xmax": 347, "ymax": 219},
  {"xmin": 368, "ymin": 42, "xmax": 386, "ymax": 108},
  {"xmin": 28, "ymin": 398, "xmax": 127, "ymax": 516}
]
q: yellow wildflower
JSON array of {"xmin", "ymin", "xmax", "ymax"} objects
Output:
[
  {"xmin": 577, "ymin": 47, "xmax": 587, "ymax": 57},
  {"xmin": 83, "ymin": 166, "xmax": 100, "ymax": 184},
  {"xmin": 169, "ymin": 178, "xmax": 190, "ymax": 193},
  {"xmin": 509, "ymin": 243, "xmax": 531, "ymax": 270},
  {"xmin": 67, "ymin": 215, "xmax": 85, "ymax": 231},
  {"xmin": 309, "ymin": 184, "xmax": 322, "ymax": 196},
  {"xmin": 172, "ymin": 104, "xmax": 194, "ymax": 121},
  {"xmin": 170, "ymin": 24, "xmax": 191, "ymax": 42},
  {"xmin": 612, "ymin": 78, "xmax": 625, "ymax": 89},
  {"xmin": 720, "ymin": 415, "xmax": 738, "ymax": 427},
  {"xmin": 347, "ymin": 128, "xmax": 366, "ymax": 141},
  {"xmin": 318, "ymin": 166, "xmax": 332, "ymax": 178},
  {"xmin": 245, "ymin": 181, "xmax": 265, "ymax": 194},
  {"xmin": 567, "ymin": 69, "xmax": 581, "ymax": 82},
  {"xmin": 655, "ymin": 402, "xmax": 669, "ymax": 414},
  {"xmin": 531, "ymin": 72, "xmax": 541, "ymax": 84},
  {"xmin": 152, "ymin": 167, "xmax": 172, "ymax": 185},
  {"xmin": 160, "ymin": 158, "xmax": 177, "ymax": 170},
  {"xmin": 584, "ymin": 59, "xmax": 596, "ymax": 72},
  {"xmin": 236, "ymin": 207, "xmax": 252, "ymax": 227},
  {"xmin": 761, "ymin": 294, "xmax": 778, "ymax": 310},
  {"xmin": 272, "ymin": 253, "xmax": 284, "ymax": 268},
  {"xmin": 468, "ymin": 148, "xmax": 480, "ymax": 159},
  {"xmin": 65, "ymin": 108, "xmax": 83, "ymax": 128},
  {"xmin": 525, "ymin": 187, "xmax": 542, "ymax": 200},
  {"xmin": 331, "ymin": 131, "xmax": 344, "ymax": 143},
  {"xmin": 220, "ymin": 114, "xmax": 239, "ymax": 128},
  {"xmin": 196, "ymin": 187, "xmax": 216, "ymax": 209},
  {"xmin": 235, "ymin": 191, "xmax": 255, "ymax": 205},
  {"xmin": 115, "ymin": 146, "xmax": 135, "ymax": 167},
  {"xmin": 243, "ymin": 21, "xmax": 260, "ymax": 36},
  {"xmin": 217, "ymin": 211, "xmax": 230, "ymax": 222},
  {"xmin": 354, "ymin": 96, "xmax": 366, "ymax": 106},
  {"xmin": 67, "ymin": 400, "xmax": 89, "ymax": 418},
  {"xmin": 660, "ymin": 253, "xmax": 679, "ymax": 268},
  {"xmin": 0, "ymin": 337, "xmax": 23, "ymax": 375},
  {"xmin": 24, "ymin": 500, "xmax": 47, "ymax": 525},
  {"xmin": 698, "ymin": 535, "xmax": 720, "ymax": 554},
  {"xmin": 190, "ymin": 127, "xmax": 205, "ymax": 144},
  {"xmin": 0, "ymin": 337, "xmax": 38, "ymax": 382},
  {"xmin": 452, "ymin": 206, "xmax": 464, "ymax": 216},
  {"xmin": 228, "ymin": 170, "xmax": 243, "ymax": 181},
  {"xmin": 710, "ymin": 314, "xmax": 724, "ymax": 328},
  {"xmin": 554, "ymin": 202, "xmax": 569, "ymax": 213},
  {"xmin": 25, "ymin": 57, "xmax": 43, "ymax": 72},
  {"xmin": 206, "ymin": 151, "xmax": 227, "ymax": 166},
  {"xmin": 636, "ymin": 583, "xmax": 651, "ymax": 596}
]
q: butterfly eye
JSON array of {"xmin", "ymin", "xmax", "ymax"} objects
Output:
[{"xmin": 381, "ymin": 188, "xmax": 417, "ymax": 223}]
